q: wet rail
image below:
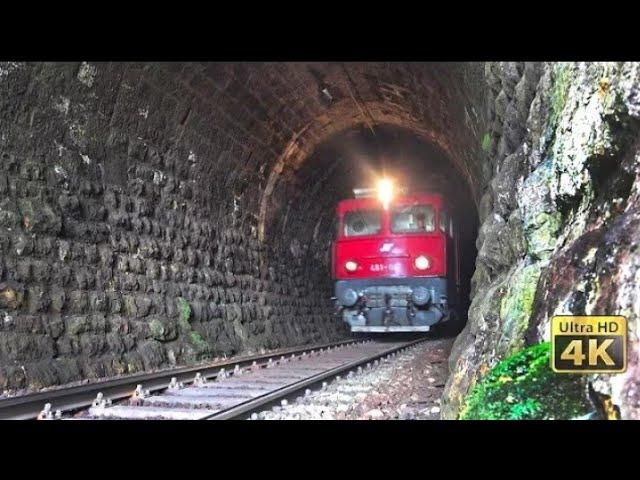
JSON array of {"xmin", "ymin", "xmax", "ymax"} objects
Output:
[
  {"xmin": 0, "ymin": 339, "xmax": 356, "ymax": 420},
  {"xmin": 0, "ymin": 338, "xmax": 426, "ymax": 420}
]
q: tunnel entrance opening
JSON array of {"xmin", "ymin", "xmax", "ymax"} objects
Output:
[
  {"xmin": 266, "ymin": 124, "xmax": 479, "ymax": 336},
  {"xmin": 0, "ymin": 62, "xmax": 489, "ymax": 395}
]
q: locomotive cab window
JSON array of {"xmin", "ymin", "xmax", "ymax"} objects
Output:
[
  {"xmin": 440, "ymin": 210, "xmax": 448, "ymax": 234},
  {"xmin": 391, "ymin": 204, "xmax": 435, "ymax": 233},
  {"xmin": 343, "ymin": 209, "xmax": 382, "ymax": 237}
]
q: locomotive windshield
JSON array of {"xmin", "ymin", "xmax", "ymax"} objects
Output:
[
  {"xmin": 343, "ymin": 209, "xmax": 382, "ymax": 236},
  {"xmin": 391, "ymin": 204, "xmax": 435, "ymax": 233}
]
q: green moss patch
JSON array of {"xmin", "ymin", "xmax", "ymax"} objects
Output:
[
  {"xmin": 526, "ymin": 211, "xmax": 562, "ymax": 260},
  {"xmin": 498, "ymin": 262, "xmax": 542, "ymax": 356},
  {"xmin": 481, "ymin": 132, "xmax": 493, "ymax": 152},
  {"xmin": 549, "ymin": 63, "xmax": 572, "ymax": 129},
  {"xmin": 190, "ymin": 331, "xmax": 207, "ymax": 348},
  {"xmin": 177, "ymin": 297, "xmax": 192, "ymax": 330},
  {"xmin": 460, "ymin": 342, "xmax": 591, "ymax": 420},
  {"xmin": 189, "ymin": 331, "xmax": 212, "ymax": 359}
]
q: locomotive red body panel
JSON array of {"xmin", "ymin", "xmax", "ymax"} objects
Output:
[
  {"xmin": 332, "ymin": 191, "xmax": 459, "ymax": 333},
  {"xmin": 334, "ymin": 234, "xmax": 446, "ymax": 279}
]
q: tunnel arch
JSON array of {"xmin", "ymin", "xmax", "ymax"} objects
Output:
[
  {"xmin": 258, "ymin": 122, "xmax": 480, "ymax": 335},
  {"xmin": 257, "ymin": 113, "xmax": 481, "ymax": 244},
  {"xmin": 258, "ymin": 70, "xmax": 486, "ymax": 241},
  {"xmin": 260, "ymin": 122, "xmax": 479, "ymax": 241},
  {"xmin": 137, "ymin": 62, "xmax": 488, "ymax": 248}
]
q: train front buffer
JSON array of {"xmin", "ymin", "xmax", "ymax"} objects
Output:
[{"xmin": 335, "ymin": 278, "xmax": 449, "ymax": 332}]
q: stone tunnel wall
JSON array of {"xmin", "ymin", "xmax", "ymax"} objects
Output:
[
  {"xmin": 0, "ymin": 62, "xmax": 488, "ymax": 393},
  {"xmin": 443, "ymin": 62, "xmax": 640, "ymax": 419},
  {"xmin": 0, "ymin": 62, "xmax": 346, "ymax": 392}
]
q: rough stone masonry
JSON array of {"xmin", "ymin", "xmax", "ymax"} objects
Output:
[
  {"xmin": 0, "ymin": 62, "xmax": 352, "ymax": 391},
  {"xmin": 1, "ymin": 62, "xmax": 639, "ymax": 420}
]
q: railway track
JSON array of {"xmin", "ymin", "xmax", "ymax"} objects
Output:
[{"xmin": 0, "ymin": 338, "xmax": 426, "ymax": 420}]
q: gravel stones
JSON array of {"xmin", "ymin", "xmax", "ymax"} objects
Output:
[{"xmin": 254, "ymin": 338, "xmax": 453, "ymax": 420}]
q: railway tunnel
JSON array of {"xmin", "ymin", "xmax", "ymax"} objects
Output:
[{"xmin": 1, "ymin": 62, "xmax": 640, "ymax": 419}]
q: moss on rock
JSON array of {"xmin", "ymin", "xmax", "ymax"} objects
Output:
[
  {"xmin": 460, "ymin": 342, "xmax": 591, "ymax": 420},
  {"xmin": 177, "ymin": 297, "xmax": 192, "ymax": 330},
  {"xmin": 190, "ymin": 331, "xmax": 209, "ymax": 351},
  {"xmin": 498, "ymin": 262, "xmax": 542, "ymax": 356},
  {"xmin": 149, "ymin": 318, "xmax": 177, "ymax": 342},
  {"xmin": 549, "ymin": 63, "xmax": 572, "ymax": 129},
  {"xmin": 527, "ymin": 211, "xmax": 562, "ymax": 260},
  {"xmin": 481, "ymin": 132, "xmax": 493, "ymax": 152}
]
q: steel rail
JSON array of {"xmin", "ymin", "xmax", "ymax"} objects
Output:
[
  {"xmin": 0, "ymin": 339, "xmax": 357, "ymax": 420},
  {"xmin": 206, "ymin": 337, "xmax": 427, "ymax": 420}
]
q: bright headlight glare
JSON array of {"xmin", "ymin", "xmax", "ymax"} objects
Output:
[
  {"xmin": 377, "ymin": 179, "xmax": 393, "ymax": 210},
  {"xmin": 414, "ymin": 255, "xmax": 430, "ymax": 270}
]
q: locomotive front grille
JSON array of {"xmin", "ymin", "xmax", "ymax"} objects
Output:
[{"xmin": 363, "ymin": 285, "xmax": 412, "ymax": 308}]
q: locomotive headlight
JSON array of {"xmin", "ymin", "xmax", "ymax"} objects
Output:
[
  {"xmin": 345, "ymin": 260, "xmax": 358, "ymax": 272},
  {"xmin": 377, "ymin": 178, "xmax": 393, "ymax": 210},
  {"xmin": 414, "ymin": 255, "xmax": 430, "ymax": 271}
]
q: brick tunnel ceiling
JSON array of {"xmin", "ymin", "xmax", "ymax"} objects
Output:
[{"xmin": 185, "ymin": 62, "xmax": 487, "ymax": 245}]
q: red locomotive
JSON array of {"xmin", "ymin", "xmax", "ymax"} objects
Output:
[{"xmin": 332, "ymin": 180, "xmax": 461, "ymax": 332}]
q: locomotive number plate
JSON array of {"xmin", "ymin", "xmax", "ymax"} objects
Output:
[{"xmin": 369, "ymin": 263, "xmax": 400, "ymax": 274}]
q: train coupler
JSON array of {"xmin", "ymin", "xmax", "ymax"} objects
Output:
[
  {"xmin": 406, "ymin": 295, "xmax": 416, "ymax": 325},
  {"xmin": 354, "ymin": 295, "xmax": 369, "ymax": 325},
  {"xmin": 382, "ymin": 293, "xmax": 395, "ymax": 326}
]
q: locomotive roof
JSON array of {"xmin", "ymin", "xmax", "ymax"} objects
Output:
[{"xmin": 336, "ymin": 193, "xmax": 443, "ymax": 214}]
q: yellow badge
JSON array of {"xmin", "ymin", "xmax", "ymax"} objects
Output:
[{"xmin": 551, "ymin": 316, "xmax": 627, "ymax": 373}]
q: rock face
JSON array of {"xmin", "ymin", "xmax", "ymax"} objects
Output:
[{"xmin": 443, "ymin": 62, "xmax": 640, "ymax": 419}]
